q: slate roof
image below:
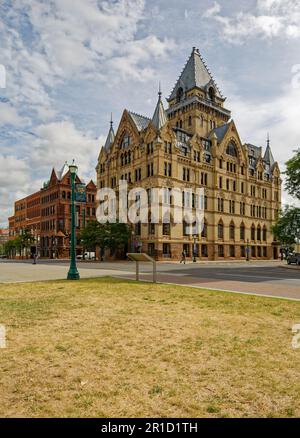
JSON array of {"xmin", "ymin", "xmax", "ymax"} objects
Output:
[
  {"xmin": 104, "ymin": 121, "xmax": 115, "ymax": 152},
  {"xmin": 128, "ymin": 111, "xmax": 151, "ymax": 131},
  {"xmin": 152, "ymin": 91, "xmax": 167, "ymax": 130},
  {"xmin": 211, "ymin": 123, "xmax": 230, "ymax": 143},
  {"xmin": 169, "ymin": 47, "xmax": 223, "ymax": 101},
  {"xmin": 263, "ymin": 144, "xmax": 275, "ymax": 167}
]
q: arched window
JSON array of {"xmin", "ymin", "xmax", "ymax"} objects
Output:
[
  {"xmin": 229, "ymin": 222, "xmax": 235, "ymax": 240},
  {"xmin": 226, "ymin": 142, "xmax": 238, "ymax": 157},
  {"xmin": 263, "ymin": 226, "xmax": 267, "ymax": 241},
  {"xmin": 121, "ymin": 154, "xmax": 124, "ymax": 166},
  {"xmin": 124, "ymin": 152, "xmax": 128, "ymax": 165},
  {"xmin": 176, "ymin": 87, "xmax": 184, "ymax": 103},
  {"xmin": 251, "ymin": 224, "xmax": 256, "ymax": 241},
  {"xmin": 257, "ymin": 225, "xmax": 261, "ymax": 241},
  {"xmin": 121, "ymin": 133, "xmax": 131, "ymax": 149},
  {"xmin": 218, "ymin": 221, "xmax": 224, "ymax": 239},
  {"xmin": 240, "ymin": 223, "xmax": 245, "ymax": 240}
]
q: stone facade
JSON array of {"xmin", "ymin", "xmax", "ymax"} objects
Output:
[{"xmin": 96, "ymin": 48, "xmax": 282, "ymax": 261}]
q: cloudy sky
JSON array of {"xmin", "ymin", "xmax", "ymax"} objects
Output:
[{"xmin": 0, "ymin": 0, "xmax": 300, "ymax": 226}]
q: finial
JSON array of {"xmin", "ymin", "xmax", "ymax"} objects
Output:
[
  {"xmin": 110, "ymin": 113, "xmax": 113, "ymax": 128},
  {"xmin": 267, "ymin": 132, "xmax": 270, "ymax": 147},
  {"xmin": 158, "ymin": 81, "xmax": 162, "ymax": 99}
]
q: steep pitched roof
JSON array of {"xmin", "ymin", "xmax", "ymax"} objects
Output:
[
  {"xmin": 104, "ymin": 118, "xmax": 115, "ymax": 152},
  {"xmin": 169, "ymin": 47, "xmax": 223, "ymax": 101},
  {"xmin": 263, "ymin": 142, "xmax": 275, "ymax": 167},
  {"xmin": 128, "ymin": 111, "xmax": 150, "ymax": 132},
  {"xmin": 211, "ymin": 123, "xmax": 230, "ymax": 144},
  {"xmin": 152, "ymin": 89, "xmax": 167, "ymax": 130},
  {"xmin": 56, "ymin": 162, "xmax": 69, "ymax": 181}
]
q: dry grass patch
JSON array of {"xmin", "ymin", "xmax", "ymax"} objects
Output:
[{"xmin": 0, "ymin": 277, "xmax": 300, "ymax": 418}]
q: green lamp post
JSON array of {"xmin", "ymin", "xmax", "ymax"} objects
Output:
[{"xmin": 67, "ymin": 161, "xmax": 80, "ymax": 280}]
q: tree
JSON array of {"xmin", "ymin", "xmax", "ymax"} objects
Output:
[
  {"xmin": 20, "ymin": 229, "xmax": 34, "ymax": 258},
  {"xmin": 272, "ymin": 206, "xmax": 300, "ymax": 247},
  {"xmin": 104, "ymin": 222, "xmax": 131, "ymax": 255},
  {"xmin": 78, "ymin": 220, "xmax": 104, "ymax": 252},
  {"xmin": 285, "ymin": 149, "xmax": 300, "ymax": 201},
  {"xmin": 78, "ymin": 220, "xmax": 131, "ymax": 259},
  {"xmin": 3, "ymin": 236, "xmax": 22, "ymax": 258}
]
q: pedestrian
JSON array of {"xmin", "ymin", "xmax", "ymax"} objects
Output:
[
  {"xmin": 33, "ymin": 253, "xmax": 37, "ymax": 265},
  {"xmin": 180, "ymin": 250, "xmax": 186, "ymax": 264}
]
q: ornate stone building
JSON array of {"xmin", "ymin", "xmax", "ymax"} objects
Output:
[{"xmin": 97, "ymin": 47, "xmax": 282, "ymax": 260}]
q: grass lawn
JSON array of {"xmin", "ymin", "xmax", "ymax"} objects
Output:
[{"xmin": 0, "ymin": 277, "xmax": 300, "ymax": 418}]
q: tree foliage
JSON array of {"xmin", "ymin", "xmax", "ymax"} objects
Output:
[
  {"xmin": 285, "ymin": 149, "xmax": 300, "ymax": 200},
  {"xmin": 78, "ymin": 221, "xmax": 131, "ymax": 255},
  {"xmin": 272, "ymin": 206, "xmax": 300, "ymax": 246}
]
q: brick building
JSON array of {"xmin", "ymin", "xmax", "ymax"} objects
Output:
[
  {"xmin": 8, "ymin": 163, "xmax": 96, "ymax": 258},
  {"xmin": 0, "ymin": 228, "xmax": 9, "ymax": 248}
]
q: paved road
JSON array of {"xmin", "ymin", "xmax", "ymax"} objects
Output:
[{"xmin": 0, "ymin": 259, "xmax": 299, "ymax": 300}]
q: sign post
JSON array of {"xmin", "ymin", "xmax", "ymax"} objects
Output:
[{"xmin": 127, "ymin": 253, "xmax": 157, "ymax": 283}]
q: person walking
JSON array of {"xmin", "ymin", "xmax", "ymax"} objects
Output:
[
  {"xmin": 180, "ymin": 250, "xmax": 186, "ymax": 264},
  {"xmin": 33, "ymin": 253, "xmax": 37, "ymax": 265}
]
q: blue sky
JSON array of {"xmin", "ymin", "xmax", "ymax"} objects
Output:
[{"xmin": 0, "ymin": 0, "xmax": 300, "ymax": 225}]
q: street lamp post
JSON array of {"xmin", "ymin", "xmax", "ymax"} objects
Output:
[
  {"xmin": 193, "ymin": 234, "xmax": 198, "ymax": 263},
  {"xmin": 67, "ymin": 161, "xmax": 80, "ymax": 280}
]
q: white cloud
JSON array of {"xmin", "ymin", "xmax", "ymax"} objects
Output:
[
  {"xmin": 203, "ymin": 0, "xmax": 300, "ymax": 43},
  {"xmin": 226, "ymin": 79, "xmax": 300, "ymax": 206},
  {"xmin": 30, "ymin": 120, "xmax": 104, "ymax": 180},
  {"xmin": 0, "ymin": 155, "xmax": 32, "ymax": 226},
  {"xmin": 0, "ymin": 102, "xmax": 27, "ymax": 126},
  {"xmin": 0, "ymin": 0, "xmax": 175, "ymax": 121}
]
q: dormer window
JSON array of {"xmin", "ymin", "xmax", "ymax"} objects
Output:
[
  {"xmin": 208, "ymin": 86, "xmax": 215, "ymax": 102},
  {"xmin": 176, "ymin": 87, "xmax": 184, "ymax": 103}
]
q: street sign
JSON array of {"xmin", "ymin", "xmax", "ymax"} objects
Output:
[
  {"xmin": 75, "ymin": 183, "xmax": 86, "ymax": 202},
  {"xmin": 127, "ymin": 253, "xmax": 157, "ymax": 283}
]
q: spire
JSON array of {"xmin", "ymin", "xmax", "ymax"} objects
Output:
[
  {"xmin": 152, "ymin": 84, "xmax": 167, "ymax": 131},
  {"xmin": 168, "ymin": 47, "xmax": 224, "ymax": 102},
  {"xmin": 104, "ymin": 115, "xmax": 115, "ymax": 152},
  {"xmin": 263, "ymin": 133, "xmax": 275, "ymax": 166}
]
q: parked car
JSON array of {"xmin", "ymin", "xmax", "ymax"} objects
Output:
[
  {"xmin": 77, "ymin": 252, "xmax": 96, "ymax": 260},
  {"xmin": 287, "ymin": 252, "xmax": 300, "ymax": 265}
]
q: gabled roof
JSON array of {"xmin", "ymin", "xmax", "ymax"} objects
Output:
[
  {"xmin": 169, "ymin": 47, "xmax": 223, "ymax": 101},
  {"xmin": 56, "ymin": 162, "xmax": 69, "ymax": 181},
  {"xmin": 152, "ymin": 89, "xmax": 167, "ymax": 130},
  {"xmin": 211, "ymin": 123, "xmax": 230, "ymax": 144},
  {"xmin": 128, "ymin": 111, "xmax": 151, "ymax": 132}
]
